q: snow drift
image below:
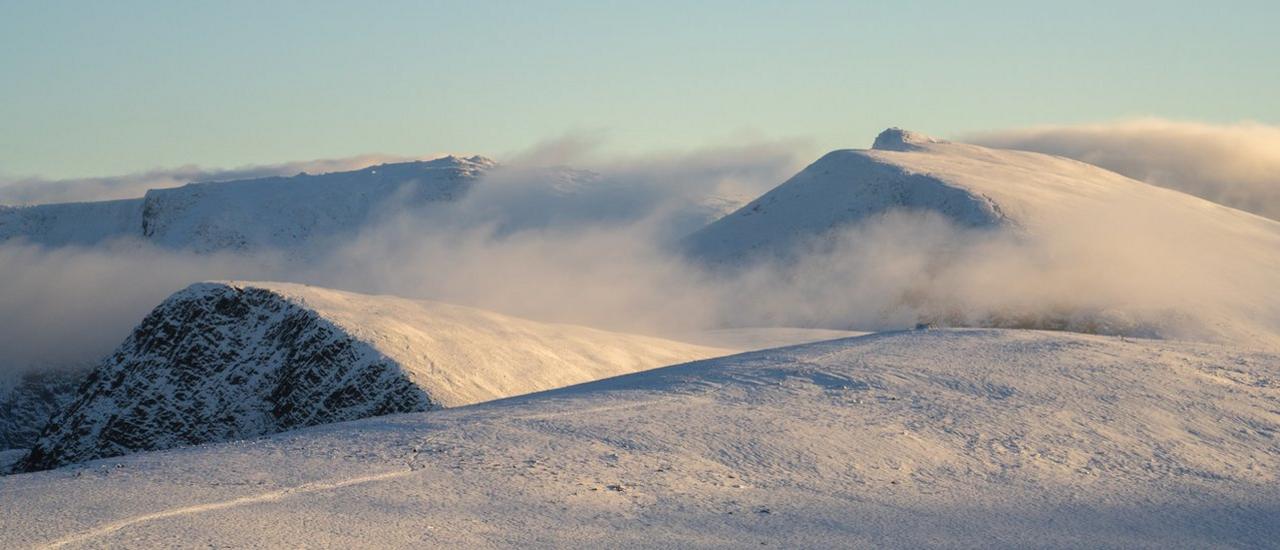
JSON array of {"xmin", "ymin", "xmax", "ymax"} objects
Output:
[{"xmin": 14, "ymin": 282, "xmax": 725, "ymax": 472}]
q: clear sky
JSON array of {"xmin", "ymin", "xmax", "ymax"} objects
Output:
[{"xmin": 2, "ymin": 0, "xmax": 1277, "ymax": 178}]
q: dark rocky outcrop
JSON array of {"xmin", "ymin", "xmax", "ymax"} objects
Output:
[{"xmin": 15, "ymin": 283, "xmax": 433, "ymax": 473}]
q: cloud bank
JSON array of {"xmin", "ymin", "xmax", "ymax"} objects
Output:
[
  {"xmin": 0, "ymin": 243, "xmax": 284, "ymax": 371},
  {"xmin": 0, "ymin": 139, "xmax": 806, "ymax": 375},
  {"xmin": 3, "ymin": 129, "xmax": 1280, "ymax": 381},
  {"xmin": 969, "ymin": 119, "xmax": 1280, "ymax": 221}
]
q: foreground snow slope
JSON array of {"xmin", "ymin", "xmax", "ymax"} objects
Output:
[
  {"xmin": 16, "ymin": 282, "xmax": 725, "ymax": 472},
  {"xmin": 3, "ymin": 329, "xmax": 1277, "ymax": 548},
  {"xmin": 684, "ymin": 128, "xmax": 1280, "ymax": 263}
]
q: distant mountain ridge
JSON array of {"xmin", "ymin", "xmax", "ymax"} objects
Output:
[
  {"xmin": 0, "ymin": 156, "xmax": 494, "ymax": 252},
  {"xmin": 684, "ymin": 127, "xmax": 1280, "ymax": 263},
  {"xmin": 681, "ymin": 128, "xmax": 1280, "ymax": 346},
  {"xmin": 1, "ymin": 154, "xmax": 750, "ymax": 253},
  {"xmin": 682, "ymin": 129, "xmax": 1009, "ymax": 263}
]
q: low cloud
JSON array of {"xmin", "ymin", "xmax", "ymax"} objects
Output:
[
  {"xmin": 4, "ymin": 129, "xmax": 1280, "ymax": 381},
  {"xmin": 0, "ymin": 242, "xmax": 284, "ymax": 372},
  {"xmin": 715, "ymin": 205, "xmax": 1280, "ymax": 347},
  {"xmin": 0, "ymin": 138, "xmax": 806, "ymax": 375},
  {"xmin": 969, "ymin": 119, "xmax": 1280, "ymax": 221}
]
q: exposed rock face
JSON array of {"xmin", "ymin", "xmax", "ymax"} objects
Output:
[
  {"xmin": 16, "ymin": 284, "xmax": 432, "ymax": 472},
  {"xmin": 870, "ymin": 127, "xmax": 944, "ymax": 151}
]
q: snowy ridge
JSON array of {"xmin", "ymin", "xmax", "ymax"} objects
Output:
[
  {"xmin": 2, "ymin": 329, "xmax": 1277, "ymax": 547},
  {"xmin": 683, "ymin": 129, "xmax": 1009, "ymax": 263},
  {"xmin": 140, "ymin": 156, "xmax": 493, "ymax": 253},
  {"xmin": 0, "ymin": 156, "xmax": 494, "ymax": 252},
  {"xmin": 15, "ymin": 282, "xmax": 725, "ymax": 472},
  {"xmin": 0, "ymin": 154, "xmax": 753, "ymax": 254}
]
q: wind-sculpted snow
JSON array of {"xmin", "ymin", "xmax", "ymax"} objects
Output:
[
  {"xmin": 14, "ymin": 282, "xmax": 725, "ymax": 472},
  {"xmin": 2, "ymin": 329, "xmax": 1277, "ymax": 547}
]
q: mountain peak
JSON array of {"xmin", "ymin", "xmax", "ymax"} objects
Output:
[
  {"xmin": 872, "ymin": 127, "xmax": 942, "ymax": 151},
  {"xmin": 435, "ymin": 154, "xmax": 497, "ymax": 168}
]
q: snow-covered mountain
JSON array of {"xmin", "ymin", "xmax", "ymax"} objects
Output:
[
  {"xmin": 4, "ymin": 329, "xmax": 1277, "ymax": 547},
  {"xmin": 14, "ymin": 282, "xmax": 726, "ymax": 473},
  {"xmin": 680, "ymin": 128, "xmax": 1280, "ymax": 346},
  {"xmin": 1, "ymin": 155, "xmax": 750, "ymax": 254},
  {"xmin": 0, "ymin": 156, "xmax": 494, "ymax": 252},
  {"xmin": 684, "ymin": 128, "xmax": 1280, "ymax": 263},
  {"xmin": 140, "ymin": 156, "xmax": 492, "ymax": 253}
]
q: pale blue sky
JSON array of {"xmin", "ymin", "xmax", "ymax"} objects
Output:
[{"xmin": 2, "ymin": 1, "xmax": 1277, "ymax": 178}]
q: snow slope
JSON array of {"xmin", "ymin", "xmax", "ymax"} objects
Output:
[
  {"xmin": 684, "ymin": 128, "xmax": 1280, "ymax": 263},
  {"xmin": 2, "ymin": 329, "xmax": 1276, "ymax": 548},
  {"xmin": 0, "ymin": 156, "xmax": 494, "ymax": 253},
  {"xmin": 15, "ymin": 282, "xmax": 726, "ymax": 472}
]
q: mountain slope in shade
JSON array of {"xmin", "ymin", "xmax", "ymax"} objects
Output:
[
  {"xmin": 0, "ymin": 199, "xmax": 143, "ymax": 247},
  {"xmin": 15, "ymin": 281, "xmax": 726, "ymax": 472},
  {"xmin": 2, "ymin": 329, "xmax": 1276, "ymax": 547},
  {"xmin": 0, "ymin": 370, "xmax": 82, "ymax": 457}
]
